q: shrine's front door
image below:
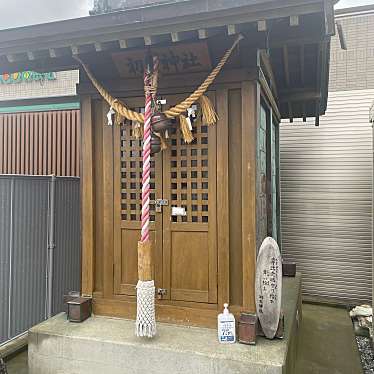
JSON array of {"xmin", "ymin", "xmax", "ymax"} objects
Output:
[{"xmin": 113, "ymin": 94, "xmax": 218, "ymax": 305}]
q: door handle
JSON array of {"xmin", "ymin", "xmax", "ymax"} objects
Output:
[
  {"xmin": 157, "ymin": 288, "xmax": 167, "ymax": 300},
  {"xmin": 154, "ymin": 199, "xmax": 169, "ymax": 213}
]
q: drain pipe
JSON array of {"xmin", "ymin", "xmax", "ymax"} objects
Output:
[
  {"xmin": 47, "ymin": 175, "xmax": 56, "ymax": 318},
  {"xmin": 7, "ymin": 178, "xmax": 14, "ymax": 340}
]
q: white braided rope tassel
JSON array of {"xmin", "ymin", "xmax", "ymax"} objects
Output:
[{"xmin": 135, "ymin": 280, "xmax": 156, "ymax": 338}]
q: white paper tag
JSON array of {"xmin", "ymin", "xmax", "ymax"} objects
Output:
[
  {"xmin": 186, "ymin": 116, "xmax": 193, "ymax": 131},
  {"xmin": 157, "ymin": 99, "xmax": 167, "ymax": 105},
  {"xmin": 187, "ymin": 107, "xmax": 196, "ymax": 118},
  {"xmin": 172, "ymin": 207, "xmax": 187, "ymax": 216},
  {"xmin": 107, "ymin": 107, "xmax": 115, "ymax": 126}
]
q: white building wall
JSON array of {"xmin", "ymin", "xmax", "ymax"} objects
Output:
[{"xmin": 0, "ymin": 70, "xmax": 79, "ymax": 101}]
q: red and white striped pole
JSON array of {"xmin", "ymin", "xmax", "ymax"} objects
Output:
[
  {"xmin": 136, "ymin": 57, "xmax": 157, "ymax": 338},
  {"xmin": 141, "ymin": 67, "xmax": 152, "ymax": 243}
]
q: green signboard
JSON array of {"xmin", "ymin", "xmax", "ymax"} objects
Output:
[{"xmin": 0, "ymin": 71, "xmax": 57, "ymax": 85}]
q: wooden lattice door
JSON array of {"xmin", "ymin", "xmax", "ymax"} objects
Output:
[
  {"xmin": 113, "ymin": 94, "xmax": 217, "ymax": 305},
  {"xmin": 161, "ymin": 93, "xmax": 217, "ymax": 304},
  {"xmin": 113, "ymin": 97, "xmax": 163, "ymax": 296}
]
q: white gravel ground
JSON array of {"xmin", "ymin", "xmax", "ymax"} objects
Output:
[{"xmin": 356, "ymin": 336, "xmax": 374, "ymax": 374}]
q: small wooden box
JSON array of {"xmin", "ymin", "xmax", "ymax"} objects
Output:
[
  {"xmin": 282, "ymin": 262, "xmax": 296, "ymax": 277},
  {"xmin": 238, "ymin": 312, "xmax": 257, "ymax": 345},
  {"xmin": 67, "ymin": 297, "xmax": 92, "ymax": 323},
  {"xmin": 63, "ymin": 291, "xmax": 81, "ymax": 313}
]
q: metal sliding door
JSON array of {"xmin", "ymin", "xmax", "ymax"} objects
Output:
[{"xmin": 280, "ymin": 89, "xmax": 373, "ymax": 303}]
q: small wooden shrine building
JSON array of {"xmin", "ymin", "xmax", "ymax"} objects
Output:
[{"xmin": 0, "ymin": 0, "xmax": 336, "ymax": 328}]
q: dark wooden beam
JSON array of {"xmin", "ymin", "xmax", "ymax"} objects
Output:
[
  {"xmin": 271, "ymin": 35, "xmax": 324, "ymax": 48},
  {"xmin": 280, "ymin": 90, "xmax": 321, "ymax": 103},
  {"xmin": 26, "ymin": 50, "xmax": 51, "ymax": 61},
  {"xmin": 300, "ymin": 44, "xmax": 305, "ymax": 86},
  {"xmin": 77, "ymin": 68, "xmax": 256, "ymax": 96},
  {"xmin": 302, "ymin": 102, "xmax": 307, "ymax": 122},
  {"xmin": 0, "ymin": 54, "xmax": 77, "ymax": 75},
  {"xmin": 288, "ymin": 102, "xmax": 294, "ymax": 123},
  {"xmin": 259, "ymin": 68, "xmax": 281, "ymax": 122},
  {"xmin": 315, "ymin": 99, "xmax": 320, "ymax": 126},
  {"xmin": 260, "ymin": 50, "xmax": 278, "ymax": 99},
  {"xmin": 323, "ymin": 0, "xmax": 335, "ymax": 36},
  {"xmin": 282, "ymin": 45, "xmax": 290, "ymax": 87}
]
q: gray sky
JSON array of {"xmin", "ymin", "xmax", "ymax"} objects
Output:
[
  {"xmin": 0, "ymin": 0, "xmax": 373, "ymax": 30},
  {"xmin": 0, "ymin": 0, "xmax": 93, "ymax": 30},
  {"xmin": 336, "ymin": 0, "xmax": 374, "ymax": 8}
]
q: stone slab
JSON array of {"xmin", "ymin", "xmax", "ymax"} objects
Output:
[
  {"xmin": 0, "ymin": 333, "xmax": 28, "ymax": 359},
  {"xmin": 29, "ymin": 275, "xmax": 302, "ymax": 374}
]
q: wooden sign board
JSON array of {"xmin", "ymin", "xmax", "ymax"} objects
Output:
[
  {"xmin": 255, "ymin": 237, "xmax": 282, "ymax": 339},
  {"xmin": 112, "ymin": 41, "xmax": 211, "ymax": 78}
]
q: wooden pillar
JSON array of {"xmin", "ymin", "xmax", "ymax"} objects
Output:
[
  {"xmin": 81, "ymin": 95, "xmax": 94, "ymax": 296},
  {"xmin": 241, "ymin": 81, "xmax": 259, "ymax": 312},
  {"xmin": 102, "ymin": 102, "xmax": 114, "ymax": 298},
  {"xmin": 216, "ymin": 89, "xmax": 230, "ymax": 307}
]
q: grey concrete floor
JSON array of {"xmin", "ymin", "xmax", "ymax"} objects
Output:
[
  {"xmin": 296, "ymin": 303, "xmax": 363, "ymax": 374},
  {"xmin": 4, "ymin": 304, "xmax": 363, "ymax": 374},
  {"xmin": 5, "ymin": 349, "xmax": 28, "ymax": 374}
]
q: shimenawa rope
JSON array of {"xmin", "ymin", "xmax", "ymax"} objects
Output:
[{"xmin": 73, "ymin": 34, "xmax": 243, "ymax": 123}]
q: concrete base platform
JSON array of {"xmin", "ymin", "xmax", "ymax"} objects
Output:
[
  {"xmin": 29, "ymin": 275, "xmax": 302, "ymax": 374},
  {"xmin": 297, "ymin": 303, "xmax": 363, "ymax": 374}
]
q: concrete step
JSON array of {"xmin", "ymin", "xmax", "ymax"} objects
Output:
[{"xmin": 29, "ymin": 276, "xmax": 302, "ymax": 374}]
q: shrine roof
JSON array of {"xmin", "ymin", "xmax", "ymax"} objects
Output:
[{"xmin": 0, "ymin": 0, "xmax": 338, "ymax": 120}]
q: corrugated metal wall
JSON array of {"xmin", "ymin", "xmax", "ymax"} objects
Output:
[
  {"xmin": 280, "ymin": 89, "xmax": 373, "ymax": 303},
  {"xmin": 52, "ymin": 178, "xmax": 81, "ymax": 314},
  {"xmin": 0, "ymin": 175, "xmax": 81, "ymax": 345},
  {"xmin": 0, "ymin": 178, "xmax": 11, "ymax": 344},
  {"xmin": 10, "ymin": 178, "xmax": 49, "ymax": 338},
  {"xmin": 0, "ymin": 110, "xmax": 80, "ymax": 176}
]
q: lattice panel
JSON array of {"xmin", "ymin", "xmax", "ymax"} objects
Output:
[
  {"xmin": 120, "ymin": 113, "xmax": 156, "ymax": 222},
  {"xmin": 170, "ymin": 115, "xmax": 209, "ymax": 223}
]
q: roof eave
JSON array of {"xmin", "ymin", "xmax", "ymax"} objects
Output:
[{"xmin": 0, "ymin": 0, "xmax": 327, "ymax": 56}]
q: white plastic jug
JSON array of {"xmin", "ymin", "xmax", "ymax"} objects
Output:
[{"xmin": 217, "ymin": 303, "xmax": 236, "ymax": 344}]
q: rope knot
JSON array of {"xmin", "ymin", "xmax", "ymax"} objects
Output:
[{"xmin": 144, "ymin": 84, "xmax": 157, "ymax": 98}]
